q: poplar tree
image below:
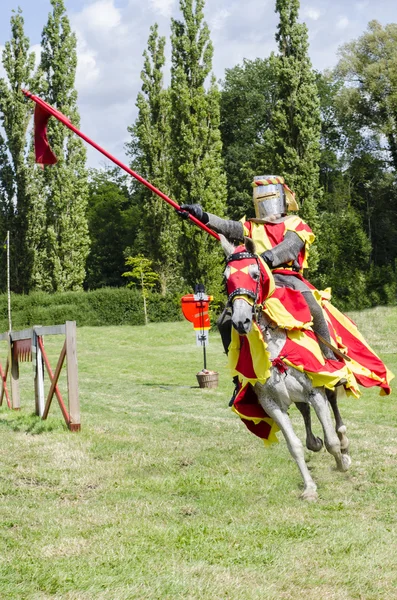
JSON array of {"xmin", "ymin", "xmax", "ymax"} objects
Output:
[
  {"xmin": 272, "ymin": 0, "xmax": 321, "ymax": 228},
  {"xmin": 0, "ymin": 9, "xmax": 38, "ymax": 292},
  {"xmin": 126, "ymin": 25, "xmax": 182, "ymax": 294},
  {"xmin": 35, "ymin": 0, "xmax": 89, "ymax": 291},
  {"xmin": 170, "ymin": 0, "xmax": 227, "ymax": 295}
]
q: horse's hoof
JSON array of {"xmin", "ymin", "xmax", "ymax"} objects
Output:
[
  {"xmin": 307, "ymin": 436, "xmax": 323, "ymax": 453},
  {"xmin": 300, "ymin": 488, "xmax": 318, "ymax": 502},
  {"xmin": 341, "ymin": 454, "xmax": 352, "ymax": 471},
  {"xmin": 337, "ymin": 454, "xmax": 351, "ymax": 472}
]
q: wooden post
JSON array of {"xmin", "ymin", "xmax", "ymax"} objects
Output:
[
  {"xmin": 33, "ymin": 329, "xmax": 45, "ymax": 417},
  {"xmin": 9, "ymin": 335, "xmax": 20, "ymax": 411},
  {"xmin": 0, "ymin": 359, "xmax": 11, "ymax": 409},
  {"xmin": 65, "ymin": 321, "xmax": 80, "ymax": 431}
]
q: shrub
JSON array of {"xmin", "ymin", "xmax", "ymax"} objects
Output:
[{"xmin": 0, "ymin": 288, "xmax": 184, "ymax": 332}]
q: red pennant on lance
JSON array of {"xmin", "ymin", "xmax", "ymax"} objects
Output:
[{"xmin": 34, "ymin": 103, "xmax": 58, "ymax": 166}]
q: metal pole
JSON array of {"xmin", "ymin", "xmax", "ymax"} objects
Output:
[
  {"xmin": 199, "ymin": 298, "xmax": 207, "ymax": 370},
  {"xmin": 7, "ymin": 231, "xmax": 11, "ymax": 333}
]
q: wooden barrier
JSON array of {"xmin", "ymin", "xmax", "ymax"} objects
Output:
[{"xmin": 0, "ymin": 321, "xmax": 80, "ymax": 431}]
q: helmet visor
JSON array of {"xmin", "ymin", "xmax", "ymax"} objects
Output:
[{"xmin": 253, "ymin": 184, "xmax": 286, "ymax": 218}]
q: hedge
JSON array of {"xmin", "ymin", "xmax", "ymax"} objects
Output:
[{"xmin": 0, "ymin": 288, "xmax": 184, "ymax": 332}]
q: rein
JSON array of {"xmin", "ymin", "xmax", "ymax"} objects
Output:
[{"xmin": 225, "ymin": 251, "xmax": 262, "ymax": 322}]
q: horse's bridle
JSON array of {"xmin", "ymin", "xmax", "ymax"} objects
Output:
[{"xmin": 225, "ymin": 251, "xmax": 262, "ymax": 322}]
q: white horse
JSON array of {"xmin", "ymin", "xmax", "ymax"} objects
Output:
[{"xmin": 221, "ymin": 235, "xmax": 351, "ymax": 501}]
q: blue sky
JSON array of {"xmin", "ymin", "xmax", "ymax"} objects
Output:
[{"xmin": 1, "ymin": 0, "xmax": 396, "ymax": 167}]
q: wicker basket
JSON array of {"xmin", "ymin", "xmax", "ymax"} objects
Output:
[{"xmin": 196, "ymin": 371, "xmax": 219, "ymax": 389}]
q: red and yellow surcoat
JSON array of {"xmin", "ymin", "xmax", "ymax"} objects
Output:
[{"xmin": 241, "ymin": 216, "xmax": 315, "ymax": 273}]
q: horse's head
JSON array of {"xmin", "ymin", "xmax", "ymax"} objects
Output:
[{"xmin": 220, "ymin": 235, "xmax": 275, "ymax": 335}]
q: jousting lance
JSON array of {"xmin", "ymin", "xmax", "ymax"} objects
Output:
[{"xmin": 21, "ymin": 90, "xmax": 220, "ymax": 241}]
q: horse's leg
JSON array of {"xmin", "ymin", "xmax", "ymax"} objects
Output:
[
  {"xmin": 325, "ymin": 388, "xmax": 350, "ymax": 454},
  {"xmin": 295, "ymin": 402, "xmax": 323, "ymax": 452},
  {"xmin": 309, "ymin": 390, "xmax": 351, "ymax": 472},
  {"xmin": 257, "ymin": 393, "xmax": 318, "ymax": 501}
]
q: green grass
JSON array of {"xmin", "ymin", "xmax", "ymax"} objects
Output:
[{"xmin": 0, "ymin": 307, "xmax": 396, "ymax": 599}]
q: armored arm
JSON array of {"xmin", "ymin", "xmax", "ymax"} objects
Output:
[
  {"xmin": 177, "ymin": 204, "xmax": 244, "ymax": 241},
  {"xmin": 262, "ymin": 231, "xmax": 304, "ymax": 268},
  {"xmin": 206, "ymin": 213, "xmax": 244, "ymax": 241}
]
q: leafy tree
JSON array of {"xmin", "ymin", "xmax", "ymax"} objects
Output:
[
  {"xmin": 272, "ymin": 0, "xmax": 322, "ymax": 230},
  {"xmin": 35, "ymin": 0, "xmax": 90, "ymax": 291},
  {"xmin": 126, "ymin": 25, "xmax": 182, "ymax": 294},
  {"xmin": 313, "ymin": 72, "xmax": 383, "ymax": 307},
  {"xmin": 316, "ymin": 73, "xmax": 345, "ymax": 206},
  {"xmin": 312, "ymin": 207, "xmax": 372, "ymax": 310},
  {"xmin": 335, "ymin": 20, "xmax": 397, "ymax": 172},
  {"xmin": 220, "ymin": 58, "xmax": 278, "ymax": 219},
  {"xmin": 317, "ymin": 71, "xmax": 397, "ymax": 283},
  {"xmin": 85, "ymin": 168, "xmax": 141, "ymax": 289},
  {"xmin": 331, "ymin": 20, "xmax": 397, "ymax": 283},
  {"xmin": 170, "ymin": 0, "xmax": 227, "ymax": 295},
  {"xmin": 314, "ymin": 69, "xmax": 397, "ymax": 308},
  {"xmin": 122, "ymin": 254, "xmax": 159, "ymax": 324},
  {"xmin": 0, "ymin": 8, "xmax": 38, "ymax": 292}
]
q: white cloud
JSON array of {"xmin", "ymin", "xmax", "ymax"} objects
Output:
[
  {"xmin": 77, "ymin": 0, "xmax": 122, "ymax": 32},
  {"xmin": 210, "ymin": 0, "xmax": 277, "ymax": 76},
  {"xmin": 302, "ymin": 7, "xmax": 321, "ymax": 21},
  {"xmin": 148, "ymin": 0, "xmax": 176, "ymax": 18},
  {"xmin": 75, "ymin": 40, "xmax": 100, "ymax": 92},
  {"xmin": 336, "ymin": 16, "xmax": 349, "ymax": 30},
  {"xmin": 209, "ymin": 9, "xmax": 232, "ymax": 31},
  {"xmin": 70, "ymin": 0, "xmax": 137, "ymax": 98}
]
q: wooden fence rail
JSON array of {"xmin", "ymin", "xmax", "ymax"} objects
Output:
[{"xmin": 0, "ymin": 321, "xmax": 80, "ymax": 431}]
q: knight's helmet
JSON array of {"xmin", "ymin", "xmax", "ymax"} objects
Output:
[{"xmin": 252, "ymin": 175, "xmax": 298, "ymax": 219}]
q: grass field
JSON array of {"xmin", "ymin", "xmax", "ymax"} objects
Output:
[{"xmin": 0, "ymin": 306, "xmax": 397, "ymax": 599}]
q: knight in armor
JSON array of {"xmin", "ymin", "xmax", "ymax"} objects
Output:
[{"xmin": 178, "ymin": 175, "xmax": 336, "ymax": 361}]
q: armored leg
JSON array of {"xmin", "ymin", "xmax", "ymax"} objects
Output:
[
  {"xmin": 302, "ymin": 291, "xmax": 336, "ymax": 360},
  {"xmin": 274, "ymin": 273, "xmax": 337, "ymax": 360}
]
